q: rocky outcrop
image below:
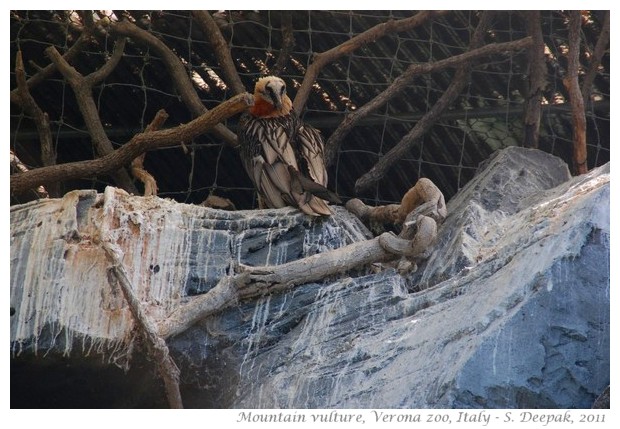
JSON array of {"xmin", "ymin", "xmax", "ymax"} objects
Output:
[{"xmin": 10, "ymin": 147, "xmax": 609, "ymax": 408}]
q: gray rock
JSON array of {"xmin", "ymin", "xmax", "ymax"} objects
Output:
[
  {"xmin": 178, "ymin": 148, "xmax": 608, "ymax": 409},
  {"xmin": 10, "ymin": 148, "xmax": 609, "ymax": 409}
]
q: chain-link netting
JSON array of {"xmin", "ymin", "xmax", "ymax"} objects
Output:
[{"xmin": 10, "ymin": 10, "xmax": 610, "ymax": 208}]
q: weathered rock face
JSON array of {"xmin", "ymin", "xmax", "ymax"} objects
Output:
[
  {"xmin": 10, "ymin": 147, "xmax": 609, "ymax": 408},
  {"xmin": 10, "ymin": 189, "xmax": 370, "ymax": 360}
]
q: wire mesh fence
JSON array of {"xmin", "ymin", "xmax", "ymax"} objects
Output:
[{"xmin": 10, "ymin": 10, "xmax": 610, "ymax": 208}]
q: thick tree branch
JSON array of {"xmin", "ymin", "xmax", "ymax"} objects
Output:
[
  {"xmin": 293, "ymin": 11, "xmax": 445, "ymax": 113},
  {"xmin": 108, "ymin": 20, "xmax": 204, "ymax": 115},
  {"xmin": 157, "ymin": 177, "xmax": 445, "ymax": 338},
  {"xmin": 346, "ymin": 178, "xmax": 446, "ymax": 227},
  {"xmin": 191, "ymin": 11, "xmax": 245, "ymax": 95},
  {"xmin": 45, "ymin": 42, "xmax": 138, "ymax": 194},
  {"xmin": 566, "ymin": 11, "xmax": 587, "ymax": 175},
  {"xmin": 158, "ymin": 222, "xmax": 436, "ymax": 340},
  {"xmin": 158, "ymin": 273, "xmax": 246, "ymax": 339},
  {"xmin": 15, "ymin": 51, "xmax": 59, "ymax": 197},
  {"xmin": 101, "ymin": 240, "xmax": 183, "ymax": 408},
  {"xmin": 238, "ymin": 233, "xmax": 402, "ymax": 294},
  {"xmin": 354, "ymin": 37, "xmax": 533, "ymax": 194},
  {"xmin": 522, "ymin": 11, "xmax": 546, "ymax": 149},
  {"xmin": 10, "ymin": 150, "xmax": 48, "ymax": 198},
  {"xmin": 108, "ymin": 19, "xmax": 238, "ymax": 147},
  {"xmin": 11, "ymin": 93, "xmax": 253, "ymax": 195},
  {"xmin": 581, "ymin": 11, "xmax": 610, "ymax": 104},
  {"xmin": 157, "ymin": 235, "xmax": 396, "ymax": 340},
  {"xmin": 326, "ymin": 11, "xmax": 497, "ymax": 166},
  {"xmin": 272, "ymin": 11, "xmax": 294, "ymax": 76}
]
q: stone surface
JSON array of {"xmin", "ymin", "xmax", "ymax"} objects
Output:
[
  {"xmin": 10, "ymin": 187, "xmax": 370, "ymax": 361},
  {"xmin": 10, "ymin": 147, "xmax": 609, "ymax": 409}
]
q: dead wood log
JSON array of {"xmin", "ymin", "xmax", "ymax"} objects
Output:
[
  {"xmin": 346, "ymin": 177, "xmax": 446, "ymax": 274},
  {"xmin": 158, "ymin": 231, "xmax": 425, "ymax": 340},
  {"xmin": 157, "ymin": 178, "xmax": 446, "ymax": 339},
  {"xmin": 293, "ymin": 11, "xmax": 445, "ymax": 113},
  {"xmin": 11, "ymin": 93, "xmax": 253, "ymax": 195},
  {"xmin": 158, "ymin": 273, "xmax": 246, "ymax": 339},
  {"xmin": 158, "ymin": 219, "xmax": 438, "ymax": 340},
  {"xmin": 102, "ymin": 240, "xmax": 183, "ymax": 408},
  {"xmin": 346, "ymin": 177, "xmax": 447, "ymax": 227},
  {"xmin": 566, "ymin": 11, "xmax": 588, "ymax": 175}
]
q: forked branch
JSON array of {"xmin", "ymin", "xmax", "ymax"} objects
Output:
[
  {"xmin": 15, "ymin": 51, "xmax": 58, "ymax": 197},
  {"xmin": 45, "ymin": 39, "xmax": 138, "ymax": 194},
  {"xmin": 353, "ymin": 36, "xmax": 532, "ymax": 193},
  {"xmin": 108, "ymin": 19, "xmax": 238, "ymax": 147},
  {"xmin": 293, "ymin": 11, "xmax": 446, "ymax": 113},
  {"xmin": 325, "ymin": 11, "xmax": 499, "ymax": 166},
  {"xmin": 9, "ymin": 30, "xmax": 92, "ymax": 106},
  {"xmin": 11, "ymin": 93, "xmax": 253, "ymax": 195}
]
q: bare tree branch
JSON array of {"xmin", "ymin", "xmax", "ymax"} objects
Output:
[
  {"xmin": 325, "ymin": 13, "xmax": 505, "ymax": 167},
  {"xmin": 354, "ymin": 38, "xmax": 534, "ymax": 194},
  {"xmin": 45, "ymin": 41, "xmax": 138, "ymax": 194},
  {"xmin": 130, "ymin": 109, "xmax": 169, "ymax": 196},
  {"xmin": 15, "ymin": 51, "xmax": 59, "ymax": 197},
  {"xmin": 10, "ymin": 150, "xmax": 48, "ymax": 199},
  {"xmin": 108, "ymin": 19, "xmax": 238, "ymax": 147},
  {"xmin": 293, "ymin": 11, "xmax": 446, "ymax": 113},
  {"xmin": 522, "ymin": 11, "xmax": 546, "ymax": 149},
  {"xmin": 9, "ymin": 32, "xmax": 92, "ymax": 106},
  {"xmin": 566, "ymin": 11, "xmax": 587, "ymax": 175},
  {"xmin": 158, "ymin": 233, "xmax": 406, "ymax": 340},
  {"xmin": 158, "ymin": 177, "xmax": 445, "ymax": 339},
  {"xmin": 158, "ymin": 219, "xmax": 439, "ymax": 339},
  {"xmin": 191, "ymin": 11, "xmax": 245, "ymax": 95},
  {"xmin": 86, "ymin": 36, "xmax": 127, "ymax": 85},
  {"xmin": 346, "ymin": 178, "xmax": 447, "ymax": 227},
  {"xmin": 158, "ymin": 273, "xmax": 245, "ymax": 339},
  {"xmin": 581, "ymin": 10, "xmax": 610, "ymax": 104},
  {"xmin": 11, "ymin": 93, "xmax": 253, "ymax": 195},
  {"xmin": 101, "ymin": 239, "xmax": 183, "ymax": 408},
  {"xmin": 272, "ymin": 11, "xmax": 294, "ymax": 76}
]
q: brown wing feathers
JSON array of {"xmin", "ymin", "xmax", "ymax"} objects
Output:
[{"xmin": 237, "ymin": 76, "xmax": 340, "ymax": 216}]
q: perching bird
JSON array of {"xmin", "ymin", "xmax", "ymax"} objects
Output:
[{"xmin": 237, "ymin": 76, "xmax": 340, "ymax": 216}]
